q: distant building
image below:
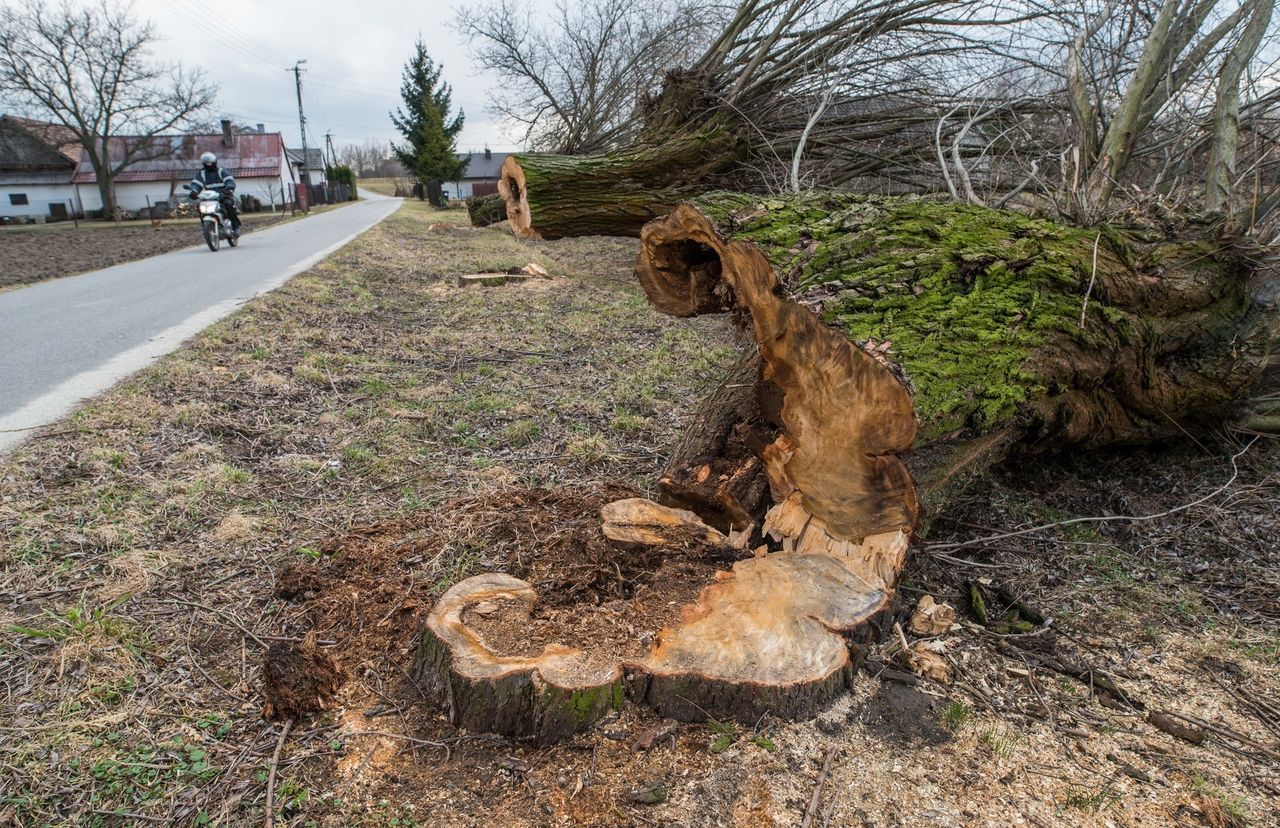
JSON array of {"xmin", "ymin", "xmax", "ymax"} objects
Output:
[
  {"xmin": 286, "ymin": 147, "xmax": 327, "ymax": 185},
  {"xmin": 0, "ymin": 115, "xmax": 81, "ymax": 221},
  {"xmin": 70, "ymin": 121, "xmax": 296, "ymax": 215},
  {"xmin": 446, "ymin": 148, "xmax": 509, "ymax": 199}
]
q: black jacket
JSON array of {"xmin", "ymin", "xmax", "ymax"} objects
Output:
[{"xmin": 191, "ymin": 166, "xmax": 236, "ymax": 193}]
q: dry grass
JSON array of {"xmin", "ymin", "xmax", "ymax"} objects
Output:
[
  {"xmin": 0, "ymin": 200, "xmax": 738, "ymax": 826},
  {"xmin": 1, "ymin": 199, "xmax": 1278, "ymax": 827},
  {"xmin": 357, "ymin": 178, "xmax": 409, "ymax": 198}
]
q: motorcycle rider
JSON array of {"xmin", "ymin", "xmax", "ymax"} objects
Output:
[{"xmin": 189, "ymin": 151, "xmax": 240, "ymax": 234}]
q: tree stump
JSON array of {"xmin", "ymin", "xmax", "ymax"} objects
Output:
[{"xmin": 414, "ymin": 500, "xmax": 908, "ymax": 741}]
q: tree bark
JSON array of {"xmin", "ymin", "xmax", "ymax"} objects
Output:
[
  {"xmin": 1084, "ymin": 0, "xmax": 1180, "ymax": 214},
  {"xmin": 466, "ymin": 192, "xmax": 506, "ymax": 227},
  {"xmin": 656, "ymin": 349, "xmax": 772, "ymax": 533},
  {"xmin": 413, "ymin": 573, "xmax": 624, "ymax": 745},
  {"xmin": 636, "ymin": 193, "xmax": 1274, "ymax": 535},
  {"xmin": 1204, "ymin": 0, "xmax": 1273, "ymax": 215},
  {"xmin": 96, "ymin": 174, "xmax": 116, "ymax": 219},
  {"xmin": 496, "ymin": 127, "xmax": 742, "ymax": 239}
]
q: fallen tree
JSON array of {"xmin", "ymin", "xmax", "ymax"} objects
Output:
[
  {"xmin": 639, "ymin": 193, "xmax": 1274, "ymax": 520},
  {"xmin": 418, "ymin": 192, "xmax": 1276, "ymax": 743},
  {"xmin": 485, "ymin": 1, "xmax": 1280, "ymax": 231},
  {"xmin": 465, "ymin": 192, "xmax": 506, "ymax": 227}
]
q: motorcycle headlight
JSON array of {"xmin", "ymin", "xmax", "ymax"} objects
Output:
[{"xmin": 199, "ymin": 202, "xmax": 218, "ymax": 214}]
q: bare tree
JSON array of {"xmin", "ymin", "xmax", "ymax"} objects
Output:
[
  {"xmin": 1205, "ymin": 0, "xmax": 1275, "ymax": 213},
  {"xmin": 480, "ymin": 0, "xmax": 1280, "ymax": 234},
  {"xmin": 457, "ymin": 0, "xmax": 724, "ymax": 153},
  {"xmin": 1014, "ymin": 0, "xmax": 1280, "ymax": 220},
  {"xmin": 0, "ymin": 0, "xmax": 217, "ymax": 216},
  {"xmin": 337, "ymin": 139, "xmax": 391, "ymax": 178}
]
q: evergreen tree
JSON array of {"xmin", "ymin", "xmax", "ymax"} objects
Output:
[{"xmin": 390, "ymin": 41, "xmax": 467, "ymax": 206}]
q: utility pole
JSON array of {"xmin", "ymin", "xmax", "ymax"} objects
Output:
[
  {"xmin": 292, "ymin": 59, "xmax": 309, "ymax": 185},
  {"xmin": 325, "ymin": 131, "xmax": 336, "ymax": 170}
]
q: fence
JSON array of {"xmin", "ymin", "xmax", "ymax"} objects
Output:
[{"xmin": 289, "ymin": 182, "xmax": 354, "ymax": 210}]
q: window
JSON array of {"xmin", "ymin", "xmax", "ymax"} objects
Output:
[{"xmin": 9, "ymin": 193, "xmax": 29, "ymax": 206}]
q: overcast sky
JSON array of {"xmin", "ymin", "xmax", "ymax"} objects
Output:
[{"xmin": 134, "ymin": 0, "xmax": 524, "ymax": 153}]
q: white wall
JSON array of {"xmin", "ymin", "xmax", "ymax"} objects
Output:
[
  {"xmin": 75, "ymin": 175, "xmax": 293, "ymax": 214},
  {"xmin": 0, "ymin": 183, "xmax": 77, "ymax": 219}
]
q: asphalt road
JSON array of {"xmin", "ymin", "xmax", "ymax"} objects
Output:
[{"xmin": 0, "ymin": 193, "xmax": 401, "ymax": 453}]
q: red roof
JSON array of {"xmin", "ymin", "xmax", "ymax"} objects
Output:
[
  {"xmin": 72, "ymin": 132, "xmax": 291, "ymax": 184},
  {"xmin": 3, "ymin": 116, "xmax": 81, "ymax": 164}
]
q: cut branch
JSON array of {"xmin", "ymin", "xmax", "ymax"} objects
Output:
[
  {"xmin": 466, "ymin": 193, "xmax": 506, "ymax": 227},
  {"xmin": 497, "ymin": 127, "xmax": 743, "ymax": 239}
]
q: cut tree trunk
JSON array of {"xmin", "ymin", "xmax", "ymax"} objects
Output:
[
  {"xmin": 413, "ymin": 573, "xmax": 624, "ymax": 746},
  {"xmin": 417, "ymin": 191, "xmax": 1275, "ymax": 741},
  {"xmin": 466, "ymin": 193, "xmax": 506, "ymax": 227},
  {"xmin": 636, "ymin": 193, "xmax": 1273, "ymax": 530},
  {"xmin": 496, "ymin": 128, "xmax": 742, "ymax": 240}
]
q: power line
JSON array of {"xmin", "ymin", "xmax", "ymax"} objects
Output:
[
  {"xmin": 158, "ymin": 1, "xmax": 287, "ymax": 74},
  {"xmin": 303, "ymin": 85, "xmax": 334, "ymax": 139},
  {"xmin": 307, "ymin": 74, "xmax": 397, "ymax": 97},
  {"xmin": 207, "ymin": 14, "xmax": 292, "ymax": 66},
  {"xmin": 159, "ymin": 0, "xmax": 293, "ymax": 73}
]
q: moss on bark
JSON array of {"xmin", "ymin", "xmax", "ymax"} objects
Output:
[{"xmin": 686, "ymin": 192, "xmax": 1270, "ymax": 448}]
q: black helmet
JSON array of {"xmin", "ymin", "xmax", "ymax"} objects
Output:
[{"xmin": 200, "ymin": 151, "xmax": 217, "ymax": 169}]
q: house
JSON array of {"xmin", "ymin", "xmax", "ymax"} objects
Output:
[
  {"xmin": 446, "ymin": 148, "xmax": 509, "ymax": 200},
  {"xmin": 0, "ymin": 115, "xmax": 82, "ymax": 221},
  {"xmin": 71, "ymin": 121, "xmax": 296, "ymax": 215},
  {"xmin": 286, "ymin": 147, "xmax": 327, "ymax": 184}
]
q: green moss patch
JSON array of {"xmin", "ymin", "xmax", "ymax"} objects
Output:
[{"xmin": 695, "ymin": 193, "xmax": 1111, "ymax": 440}]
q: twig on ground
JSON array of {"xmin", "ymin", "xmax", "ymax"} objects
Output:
[
  {"xmin": 90, "ymin": 810, "xmax": 165, "ymax": 823},
  {"xmin": 156, "ymin": 597, "xmax": 336, "ymax": 647},
  {"xmin": 802, "ymin": 746, "xmax": 837, "ymax": 828},
  {"xmin": 1162, "ymin": 710, "xmax": 1280, "ymax": 761},
  {"xmin": 263, "ymin": 718, "xmax": 293, "ymax": 828},
  {"xmin": 184, "ymin": 614, "xmax": 248, "ymax": 702},
  {"xmin": 343, "ymin": 729, "xmax": 473, "ymax": 763}
]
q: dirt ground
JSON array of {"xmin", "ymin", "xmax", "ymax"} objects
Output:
[
  {"xmin": 1, "ymin": 200, "xmax": 1277, "ymax": 828},
  {"xmin": 0, "ymin": 212, "xmax": 288, "ymax": 289}
]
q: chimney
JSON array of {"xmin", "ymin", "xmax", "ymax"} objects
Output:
[
  {"xmin": 221, "ymin": 119, "xmax": 233, "ymax": 147},
  {"xmin": 256, "ymin": 123, "xmax": 265, "ymax": 134},
  {"xmin": 484, "ymin": 146, "xmax": 491, "ymax": 160}
]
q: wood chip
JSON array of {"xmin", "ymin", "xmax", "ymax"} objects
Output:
[
  {"xmin": 631, "ymin": 719, "xmax": 678, "ymax": 751},
  {"xmin": 908, "ymin": 642, "xmax": 951, "ymax": 684},
  {"xmin": 907, "ymin": 595, "xmax": 956, "ymax": 636},
  {"xmin": 496, "ymin": 755, "xmax": 531, "ymax": 773}
]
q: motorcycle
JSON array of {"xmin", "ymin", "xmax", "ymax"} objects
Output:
[{"xmin": 188, "ymin": 186, "xmax": 239, "ymax": 252}]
